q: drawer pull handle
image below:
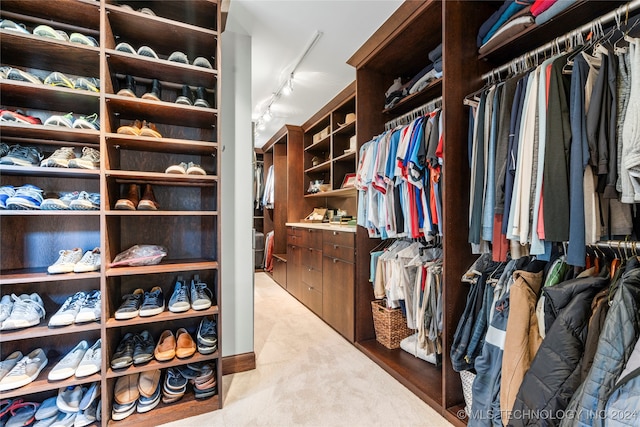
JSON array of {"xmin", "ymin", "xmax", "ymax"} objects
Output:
[
  {"xmin": 334, "ymin": 244, "xmax": 338, "ymax": 249},
  {"xmin": 308, "ymin": 229, "xmax": 312, "ymax": 233},
  {"xmin": 333, "ymin": 231, "xmax": 338, "ymax": 235},
  {"xmin": 308, "ymin": 248, "xmax": 312, "ymax": 252},
  {"xmin": 308, "ymin": 286, "xmax": 313, "ymax": 291},
  {"xmin": 333, "ymin": 258, "xmax": 338, "ymax": 263},
  {"xmin": 308, "ymin": 268, "xmax": 312, "ymax": 272}
]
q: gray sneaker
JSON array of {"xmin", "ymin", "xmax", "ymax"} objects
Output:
[
  {"xmin": 0, "ymin": 293, "xmax": 45, "ymax": 330},
  {"xmin": 74, "ymin": 289, "xmax": 101, "ymax": 322},
  {"xmin": 0, "ymin": 351, "xmax": 23, "ymax": 382},
  {"xmin": 68, "ymin": 147, "xmax": 100, "ymax": 169},
  {"xmin": 0, "ymin": 19, "xmax": 29, "ymax": 34},
  {"xmin": 48, "ymin": 292, "xmax": 86, "ymax": 327},
  {"xmin": 0, "ymin": 348, "xmax": 48, "ymax": 391},
  {"xmin": 68, "ymin": 192, "xmax": 100, "ymax": 211},
  {"xmin": 137, "ymin": 45, "xmax": 159, "ymax": 59},
  {"xmin": 190, "ymin": 275, "xmax": 212, "ymax": 310},
  {"xmin": 0, "ymin": 144, "xmax": 43, "ymax": 166},
  {"xmin": 48, "ymin": 340, "xmax": 88, "ymax": 381},
  {"xmin": 75, "ymin": 339, "xmax": 101, "ymax": 378},
  {"xmin": 41, "ymin": 147, "xmax": 76, "ymax": 168},
  {"xmin": 0, "ymin": 294, "xmax": 12, "ymax": 323}
]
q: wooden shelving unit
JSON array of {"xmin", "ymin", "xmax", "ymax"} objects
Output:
[{"xmin": 0, "ymin": 1, "xmax": 222, "ymax": 424}]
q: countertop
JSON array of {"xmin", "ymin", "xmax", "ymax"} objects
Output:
[{"xmin": 286, "ymin": 222, "xmax": 357, "ymax": 233}]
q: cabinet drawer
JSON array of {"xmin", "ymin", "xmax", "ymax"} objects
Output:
[
  {"xmin": 301, "ymin": 265, "xmax": 323, "ymax": 291},
  {"xmin": 323, "ymin": 230, "xmax": 354, "ymax": 247},
  {"xmin": 301, "ymin": 282, "xmax": 323, "ymax": 316},
  {"xmin": 272, "ymin": 256, "xmax": 287, "ymax": 288},
  {"xmin": 301, "ymin": 247, "xmax": 323, "ymax": 271},
  {"xmin": 287, "ymin": 226, "xmax": 303, "ymax": 237},
  {"xmin": 287, "ymin": 233, "xmax": 302, "ymax": 245},
  {"xmin": 323, "ymin": 243, "xmax": 355, "ymax": 263},
  {"xmin": 300, "ymin": 227, "xmax": 323, "ymax": 249}
]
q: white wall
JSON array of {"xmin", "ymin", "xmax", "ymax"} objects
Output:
[{"xmin": 220, "ymin": 30, "xmax": 254, "ymax": 357}]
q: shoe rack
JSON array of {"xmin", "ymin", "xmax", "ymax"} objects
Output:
[{"xmin": 0, "ymin": 1, "xmax": 222, "ymax": 425}]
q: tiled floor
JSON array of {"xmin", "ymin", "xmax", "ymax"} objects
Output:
[{"xmin": 160, "ymin": 272, "xmax": 454, "ymax": 427}]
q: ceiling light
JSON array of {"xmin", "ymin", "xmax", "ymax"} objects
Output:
[
  {"xmin": 282, "ymin": 74, "xmax": 294, "ymax": 96},
  {"xmin": 263, "ymin": 108, "xmax": 272, "ymax": 122},
  {"xmin": 257, "ymin": 120, "xmax": 266, "ymax": 131}
]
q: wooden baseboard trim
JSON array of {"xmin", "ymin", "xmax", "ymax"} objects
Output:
[{"xmin": 222, "ymin": 352, "xmax": 256, "ymax": 375}]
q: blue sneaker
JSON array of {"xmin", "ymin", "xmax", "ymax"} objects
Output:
[
  {"xmin": 41, "ymin": 191, "xmax": 80, "ymax": 210},
  {"xmin": 0, "ymin": 186, "xmax": 15, "ymax": 209},
  {"xmin": 69, "ymin": 191, "xmax": 100, "ymax": 210},
  {"xmin": 0, "ymin": 144, "xmax": 43, "ymax": 166},
  {"xmin": 5, "ymin": 184, "xmax": 44, "ymax": 210}
]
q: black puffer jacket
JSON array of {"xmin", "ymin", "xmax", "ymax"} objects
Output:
[
  {"xmin": 561, "ymin": 263, "xmax": 640, "ymax": 427},
  {"xmin": 508, "ymin": 276, "xmax": 609, "ymax": 427}
]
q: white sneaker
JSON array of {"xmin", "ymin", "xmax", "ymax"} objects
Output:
[
  {"xmin": 57, "ymin": 385, "xmax": 84, "ymax": 413},
  {"xmin": 74, "ymin": 290, "xmax": 100, "ymax": 323},
  {"xmin": 48, "ymin": 248, "xmax": 83, "ymax": 274},
  {"xmin": 48, "ymin": 341, "xmax": 88, "ymax": 381},
  {"xmin": 0, "ymin": 294, "xmax": 12, "ymax": 323},
  {"xmin": 73, "ymin": 248, "xmax": 100, "ymax": 273},
  {"xmin": 0, "ymin": 293, "xmax": 45, "ymax": 330},
  {"xmin": 75, "ymin": 339, "xmax": 101, "ymax": 378},
  {"xmin": 0, "ymin": 348, "xmax": 48, "ymax": 391},
  {"xmin": 0, "ymin": 351, "xmax": 23, "ymax": 382},
  {"xmin": 48, "ymin": 292, "xmax": 86, "ymax": 327}
]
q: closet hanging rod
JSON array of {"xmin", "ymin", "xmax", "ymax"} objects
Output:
[
  {"xmin": 384, "ymin": 96, "xmax": 442, "ymax": 131},
  {"xmin": 594, "ymin": 240, "xmax": 640, "ymax": 250},
  {"xmin": 481, "ymin": 0, "xmax": 640, "ymax": 80}
]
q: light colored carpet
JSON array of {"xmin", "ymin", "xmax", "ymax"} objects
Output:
[{"xmin": 160, "ymin": 272, "xmax": 453, "ymax": 427}]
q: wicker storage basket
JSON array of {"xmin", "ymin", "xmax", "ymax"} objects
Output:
[{"xmin": 371, "ymin": 300, "xmax": 414, "ymax": 349}]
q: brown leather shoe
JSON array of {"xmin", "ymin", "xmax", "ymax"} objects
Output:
[
  {"xmin": 175, "ymin": 328, "xmax": 196, "ymax": 359},
  {"xmin": 154, "ymin": 330, "xmax": 176, "ymax": 361},
  {"xmin": 116, "ymin": 119, "xmax": 142, "ymax": 135},
  {"xmin": 139, "ymin": 120, "xmax": 162, "ymax": 138},
  {"xmin": 138, "ymin": 369, "xmax": 161, "ymax": 398},
  {"xmin": 114, "ymin": 373, "xmax": 140, "ymax": 405},
  {"xmin": 114, "ymin": 184, "xmax": 139, "ymax": 210},
  {"xmin": 137, "ymin": 184, "xmax": 159, "ymax": 211}
]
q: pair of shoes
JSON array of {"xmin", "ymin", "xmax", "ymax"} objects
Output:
[
  {"xmin": 112, "ymin": 372, "xmax": 141, "ymax": 420},
  {"xmin": 136, "ymin": 370, "xmax": 161, "ymax": 413},
  {"xmin": 43, "ymin": 72, "xmax": 100, "ymax": 93},
  {"xmin": 1, "ymin": 400, "xmax": 39, "ymax": 427},
  {"xmin": 44, "ymin": 113, "xmax": 100, "ymax": 131},
  {"xmin": 119, "ymin": 4, "xmax": 156, "ymax": 16},
  {"xmin": 167, "ymin": 51, "xmax": 214, "ymax": 69},
  {"xmin": 175, "ymin": 85, "xmax": 211, "ymax": 108},
  {"xmin": 0, "ymin": 186, "xmax": 15, "ymax": 209},
  {"xmin": 39, "ymin": 390, "xmax": 99, "ymax": 426},
  {"xmin": 0, "ymin": 19, "xmax": 29, "ymax": 34},
  {"xmin": 168, "ymin": 275, "xmax": 214, "ymax": 313},
  {"xmin": 0, "ymin": 110, "xmax": 42, "ymax": 125},
  {"xmin": 41, "ymin": 191, "xmax": 100, "ymax": 211},
  {"xmin": 116, "ymin": 119, "xmax": 161, "ymax": 137},
  {"xmin": 190, "ymin": 363, "xmax": 217, "ymax": 399},
  {"xmin": 155, "ymin": 328, "xmax": 196, "ymax": 361},
  {"xmin": 41, "ymin": 146, "xmax": 100, "ymax": 169},
  {"xmin": 0, "ymin": 293, "xmax": 45, "ymax": 330},
  {"xmin": 162, "ymin": 368, "xmax": 187, "ymax": 404},
  {"xmin": 57, "ymin": 381, "xmax": 99, "ymax": 415},
  {"xmin": 33, "ymin": 25, "xmax": 98, "ymax": 47},
  {"xmin": 196, "ymin": 316, "xmax": 218, "ymax": 354},
  {"xmin": 114, "ymin": 287, "xmax": 164, "ymax": 319},
  {"xmin": 114, "ymin": 183, "xmax": 159, "ymax": 210},
  {"xmin": 111, "ymin": 331, "xmax": 155, "ymax": 369},
  {"xmin": 0, "ymin": 144, "xmax": 43, "ymax": 166},
  {"xmin": 115, "ymin": 42, "xmax": 160, "ymax": 60},
  {"xmin": 116, "ymin": 75, "xmax": 161, "ymax": 101},
  {"xmin": 48, "ymin": 248, "xmax": 101, "ymax": 274},
  {"xmin": 48, "ymin": 341, "xmax": 101, "ymax": 380},
  {"xmin": 48, "ymin": 290, "xmax": 101, "ymax": 326},
  {"xmin": 4, "ymin": 67, "xmax": 43, "ymax": 85},
  {"xmin": 165, "ymin": 161, "xmax": 206, "ymax": 175},
  {"xmin": 0, "ymin": 349, "xmax": 48, "ymax": 391},
  {"xmin": 3, "ymin": 184, "xmax": 43, "ymax": 210}
]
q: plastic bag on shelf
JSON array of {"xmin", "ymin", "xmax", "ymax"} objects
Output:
[{"xmin": 110, "ymin": 245, "xmax": 167, "ymax": 267}]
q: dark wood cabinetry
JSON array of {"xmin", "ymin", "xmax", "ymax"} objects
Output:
[
  {"xmin": 322, "ymin": 230, "xmax": 355, "ymax": 341},
  {"xmin": 0, "ymin": 1, "xmax": 221, "ymax": 424}
]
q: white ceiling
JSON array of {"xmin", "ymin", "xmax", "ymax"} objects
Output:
[{"xmin": 225, "ymin": 0, "xmax": 402, "ymax": 148}]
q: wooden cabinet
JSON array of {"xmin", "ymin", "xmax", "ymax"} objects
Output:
[
  {"xmin": 322, "ymin": 230, "xmax": 355, "ymax": 341},
  {"xmin": 0, "ymin": 1, "xmax": 221, "ymax": 424},
  {"xmin": 272, "ymin": 254, "xmax": 287, "ymax": 289},
  {"xmin": 302, "ymin": 82, "xmax": 358, "ymax": 200}
]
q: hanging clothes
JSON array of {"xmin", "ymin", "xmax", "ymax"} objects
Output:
[{"xmin": 262, "ymin": 165, "xmax": 274, "ymax": 209}]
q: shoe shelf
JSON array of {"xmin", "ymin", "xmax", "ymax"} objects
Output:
[
  {"xmin": 304, "ymin": 160, "xmax": 332, "ymax": 174},
  {"xmin": 0, "ymin": 210, "xmax": 100, "ymax": 217},
  {"xmin": 332, "ymin": 120, "xmax": 356, "ymax": 136},
  {"xmin": 1, "ymin": 0, "xmax": 100, "ymax": 30},
  {"xmin": 105, "ymin": 170, "xmax": 217, "ymax": 186},
  {"xmin": 105, "ymin": 305, "xmax": 218, "ymax": 329},
  {"xmin": 381, "ymin": 77, "xmax": 442, "ymax": 116},
  {"xmin": 105, "ymin": 134, "xmax": 217, "ymax": 155},
  {"xmin": 0, "ymin": 81, "xmax": 100, "ymax": 114},
  {"xmin": 304, "ymin": 135, "xmax": 331, "ymax": 153},
  {"xmin": 304, "ymin": 187, "xmax": 358, "ymax": 199},
  {"xmin": 105, "ymin": 0, "xmax": 217, "ymax": 30},
  {"xmin": 105, "ymin": 51, "xmax": 217, "ymax": 89},
  {"xmin": 105, "ymin": 351, "xmax": 219, "ymax": 379},
  {"xmin": 0, "ymin": 269, "xmax": 101, "ymax": 285},
  {"xmin": 105, "ymin": 390, "xmax": 220, "ymax": 427},
  {"xmin": 0, "ymin": 320, "xmax": 101, "ymax": 343},
  {"xmin": 105, "ymin": 95, "xmax": 217, "ymax": 129},
  {"xmin": 0, "ymin": 367, "xmax": 101, "ymax": 400},
  {"xmin": 105, "ymin": 260, "xmax": 218, "ymax": 278},
  {"xmin": 0, "ymin": 123, "xmax": 100, "ymax": 145},
  {"xmin": 105, "ymin": 211, "xmax": 217, "ymax": 217},
  {"xmin": 0, "ymin": 165, "xmax": 100, "ymax": 179},
  {"xmin": 0, "ymin": 32, "xmax": 100, "ymax": 78},
  {"xmin": 333, "ymin": 150, "xmax": 356, "ymax": 163},
  {"xmin": 105, "ymin": 4, "xmax": 217, "ymax": 54}
]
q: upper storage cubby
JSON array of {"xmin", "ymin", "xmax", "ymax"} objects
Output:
[{"xmin": 106, "ymin": 0, "xmax": 217, "ymax": 30}]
